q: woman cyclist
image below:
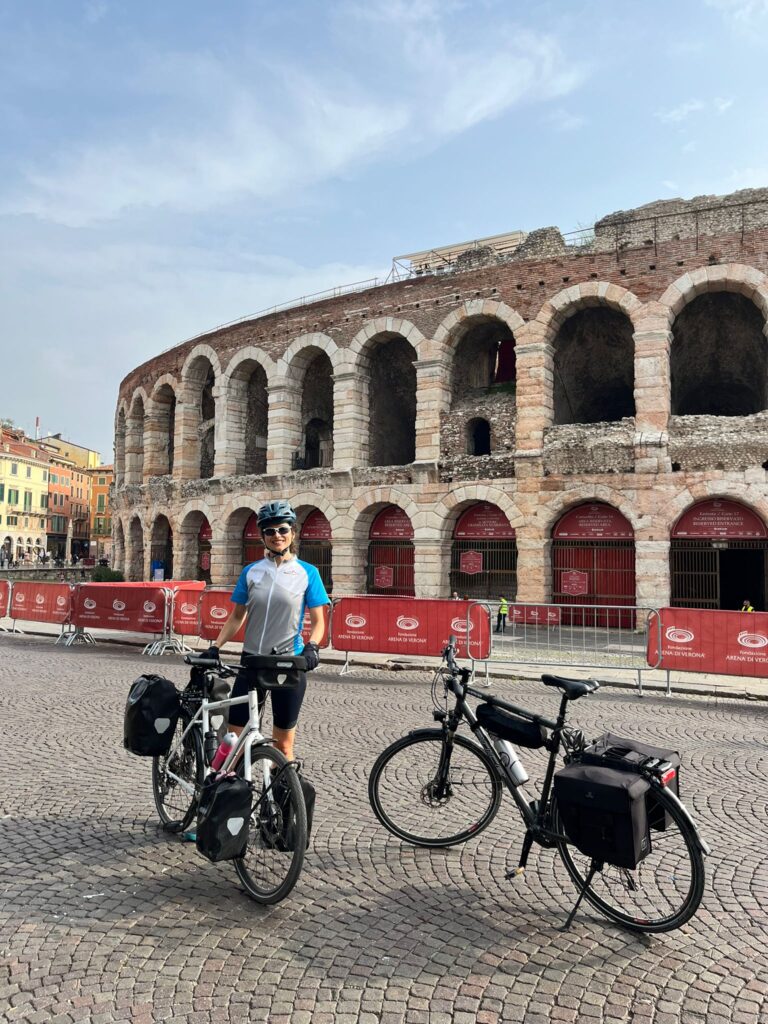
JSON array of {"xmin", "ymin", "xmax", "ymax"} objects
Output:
[{"xmin": 208, "ymin": 500, "xmax": 329, "ymax": 760}]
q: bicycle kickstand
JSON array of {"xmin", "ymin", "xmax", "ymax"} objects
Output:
[
  {"xmin": 505, "ymin": 829, "xmax": 535, "ymax": 881},
  {"xmin": 560, "ymin": 859, "xmax": 601, "ymax": 931}
]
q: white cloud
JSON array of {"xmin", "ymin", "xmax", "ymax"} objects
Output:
[
  {"xmin": 655, "ymin": 100, "xmax": 705, "ymax": 124},
  {"xmin": 706, "ymin": 0, "xmax": 768, "ymax": 21},
  {"xmin": 2, "ymin": 7, "xmax": 584, "ymax": 226},
  {"xmin": 715, "ymin": 96, "xmax": 735, "ymax": 113}
]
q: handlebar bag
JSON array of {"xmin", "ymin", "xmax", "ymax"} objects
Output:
[
  {"xmin": 580, "ymin": 732, "xmax": 681, "ymax": 831},
  {"xmin": 476, "ymin": 702, "xmax": 547, "ymax": 749},
  {"xmin": 196, "ymin": 774, "xmax": 251, "ymax": 862},
  {"xmin": 241, "ymin": 653, "xmax": 307, "ymax": 691},
  {"xmin": 123, "ymin": 675, "xmax": 180, "ymax": 756},
  {"xmin": 554, "ymin": 763, "xmax": 651, "ymax": 870}
]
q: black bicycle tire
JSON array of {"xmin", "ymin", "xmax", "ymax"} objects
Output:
[
  {"xmin": 554, "ymin": 784, "xmax": 705, "ymax": 933},
  {"xmin": 369, "ymin": 730, "xmax": 502, "ymax": 848},
  {"xmin": 234, "ymin": 745, "xmax": 307, "ymax": 905},
  {"xmin": 152, "ymin": 714, "xmax": 204, "ymax": 833}
]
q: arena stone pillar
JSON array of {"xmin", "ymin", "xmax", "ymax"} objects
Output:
[
  {"xmin": 413, "ymin": 358, "xmax": 451, "ymax": 464},
  {"xmin": 326, "ymin": 534, "xmax": 359, "ymax": 596},
  {"xmin": 635, "ymin": 539, "xmax": 670, "ymax": 611},
  {"xmin": 633, "ymin": 315, "xmax": 672, "ymax": 473},
  {"xmin": 412, "ymin": 537, "xmax": 447, "ymax": 598},
  {"xmin": 513, "ymin": 322, "xmax": 553, "ymax": 479},
  {"xmin": 124, "ymin": 411, "xmax": 145, "ymax": 486},
  {"xmin": 267, "ymin": 382, "xmax": 302, "ymax": 476},
  {"xmin": 332, "ymin": 370, "xmax": 369, "ymax": 470},
  {"xmin": 514, "ymin": 533, "xmax": 550, "ymax": 604},
  {"xmin": 211, "ymin": 532, "xmax": 243, "ymax": 587},
  {"xmin": 174, "ymin": 391, "xmax": 202, "ymax": 481},
  {"xmin": 212, "ymin": 383, "xmax": 238, "ymax": 478},
  {"xmin": 142, "ymin": 400, "xmax": 165, "ymax": 478}
]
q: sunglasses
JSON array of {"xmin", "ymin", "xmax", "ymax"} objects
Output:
[{"xmin": 262, "ymin": 525, "xmax": 292, "ymax": 537}]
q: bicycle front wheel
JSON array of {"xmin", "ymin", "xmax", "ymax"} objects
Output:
[
  {"xmin": 234, "ymin": 746, "xmax": 307, "ymax": 905},
  {"xmin": 369, "ymin": 730, "xmax": 502, "ymax": 847},
  {"xmin": 555, "ymin": 783, "xmax": 706, "ymax": 933},
  {"xmin": 152, "ymin": 715, "xmax": 203, "ymax": 832}
]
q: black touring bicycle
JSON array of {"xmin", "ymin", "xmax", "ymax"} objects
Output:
[{"xmin": 369, "ymin": 637, "xmax": 709, "ymax": 932}]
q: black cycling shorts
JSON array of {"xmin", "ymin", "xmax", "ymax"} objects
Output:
[{"xmin": 227, "ymin": 663, "xmax": 307, "ymax": 731}]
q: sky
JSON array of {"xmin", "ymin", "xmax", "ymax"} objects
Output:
[{"xmin": 1, "ymin": 0, "xmax": 767, "ymax": 460}]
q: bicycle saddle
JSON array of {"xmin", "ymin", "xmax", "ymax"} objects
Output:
[{"xmin": 541, "ymin": 674, "xmax": 600, "ymax": 700}]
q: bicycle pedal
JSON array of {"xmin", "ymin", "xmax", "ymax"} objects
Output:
[{"xmin": 505, "ymin": 866, "xmax": 525, "ymax": 880}]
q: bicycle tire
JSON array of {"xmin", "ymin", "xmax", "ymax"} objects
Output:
[
  {"xmin": 369, "ymin": 730, "xmax": 502, "ymax": 848},
  {"xmin": 554, "ymin": 783, "xmax": 705, "ymax": 933},
  {"xmin": 152, "ymin": 714, "xmax": 204, "ymax": 832},
  {"xmin": 234, "ymin": 745, "xmax": 307, "ymax": 905}
]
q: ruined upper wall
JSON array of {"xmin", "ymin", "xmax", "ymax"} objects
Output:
[{"xmin": 118, "ymin": 187, "xmax": 768, "ymax": 404}]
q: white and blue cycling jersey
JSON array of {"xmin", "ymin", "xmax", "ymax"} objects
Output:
[{"xmin": 231, "ymin": 557, "xmax": 329, "ymax": 655}]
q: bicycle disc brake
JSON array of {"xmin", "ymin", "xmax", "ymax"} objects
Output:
[{"xmin": 421, "ymin": 777, "xmax": 453, "ymax": 805}]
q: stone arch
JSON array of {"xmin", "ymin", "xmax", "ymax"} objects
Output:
[
  {"xmin": 125, "ymin": 389, "xmax": 148, "ymax": 485},
  {"xmin": 146, "ymin": 376, "xmax": 179, "ymax": 477},
  {"xmin": 222, "ymin": 349, "xmax": 272, "ymax": 476},
  {"xmin": 663, "ymin": 268, "xmax": 768, "ymax": 416},
  {"xmin": 279, "ymin": 333, "xmax": 340, "ymax": 380},
  {"xmin": 434, "ymin": 299, "xmax": 525, "ymax": 352},
  {"xmin": 181, "ymin": 343, "xmax": 224, "ymax": 383},
  {"xmin": 533, "ymin": 281, "xmax": 644, "ymax": 342},
  {"xmin": 176, "ymin": 502, "xmax": 215, "ymax": 582},
  {"xmin": 280, "ymin": 341, "xmax": 335, "ymax": 470},
  {"xmin": 353, "ymin": 330, "xmax": 418, "ymax": 467},
  {"xmin": 127, "ymin": 514, "xmax": 145, "ymax": 581},
  {"xmin": 149, "ymin": 512, "xmax": 174, "ymax": 580},
  {"xmin": 348, "ymin": 488, "xmax": 423, "ymax": 539},
  {"xmin": 348, "ymin": 317, "xmax": 427, "ymax": 365},
  {"xmin": 180, "ymin": 349, "xmax": 219, "ymax": 480},
  {"xmin": 537, "ymin": 489, "xmax": 643, "ymax": 540},
  {"xmin": 430, "ymin": 485, "xmax": 525, "ymax": 542}
]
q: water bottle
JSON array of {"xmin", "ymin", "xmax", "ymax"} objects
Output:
[
  {"xmin": 493, "ymin": 737, "xmax": 529, "ymax": 786},
  {"xmin": 211, "ymin": 732, "xmax": 238, "ymax": 771}
]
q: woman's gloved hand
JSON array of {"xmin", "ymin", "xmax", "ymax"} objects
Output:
[
  {"xmin": 204, "ymin": 644, "xmax": 221, "ymax": 662},
  {"xmin": 301, "ymin": 641, "xmax": 320, "ymax": 671}
]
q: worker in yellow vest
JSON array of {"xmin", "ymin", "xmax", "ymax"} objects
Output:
[
  {"xmin": 741, "ymin": 598, "xmax": 754, "ymax": 612},
  {"xmin": 496, "ymin": 596, "xmax": 509, "ymax": 633}
]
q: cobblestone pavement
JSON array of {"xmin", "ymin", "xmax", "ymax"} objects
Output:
[{"xmin": 1, "ymin": 636, "xmax": 767, "ymax": 1024}]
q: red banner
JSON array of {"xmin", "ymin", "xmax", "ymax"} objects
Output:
[
  {"xmin": 459, "ymin": 550, "xmax": 483, "ymax": 575},
  {"xmin": 199, "ymin": 589, "xmax": 245, "ymax": 643},
  {"xmin": 370, "ymin": 507, "xmax": 414, "ymax": 539},
  {"xmin": 672, "ymin": 499, "xmax": 767, "ymax": 539},
  {"xmin": 73, "ymin": 584, "xmax": 167, "ymax": 634},
  {"xmin": 331, "ymin": 597, "xmax": 491, "ymax": 659},
  {"xmin": 10, "ymin": 582, "xmax": 71, "ymax": 624},
  {"xmin": 301, "ymin": 509, "xmax": 332, "ymax": 540},
  {"xmin": 508, "ymin": 604, "xmax": 562, "ymax": 626},
  {"xmin": 454, "ymin": 503, "xmax": 515, "ymax": 539},
  {"xmin": 198, "ymin": 519, "xmax": 212, "ymax": 541},
  {"xmin": 554, "ymin": 503, "xmax": 633, "ymax": 539},
  {"xmin": 648, "ymin": 608, "xmax": 768, "ymax": 676},
  {"xmin": 559, "ymin": 570, "xmax": 589, "ymax": 596},
  {"xmin": 172, "ymin": 588, "xmax": 202, "ymax": 636},
  {"xmin": 301, "ymin": 606, "xmax": 330, "ymax": 648},
  {"xmin": 0, "ymin": 580, "xmax": 9, "ymax": 618}
]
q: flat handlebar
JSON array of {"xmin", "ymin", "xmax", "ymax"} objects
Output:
[{"xmin": 184, "ymin": 654, "xmax": 238, "ymax": 677}]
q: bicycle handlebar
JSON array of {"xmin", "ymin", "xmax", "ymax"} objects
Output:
[{"xmin": 184, "ymin": 654, "xmax": 238, "ymax": 677}]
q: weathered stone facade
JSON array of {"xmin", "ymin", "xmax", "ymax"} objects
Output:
[{"xmin": 112, "ymin": 189, "xmax": 768, "ymax": 609}]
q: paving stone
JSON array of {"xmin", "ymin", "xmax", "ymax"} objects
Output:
[{"xmin": 0, "ymin": 638, "xmax": 766, "ymax": 1024}]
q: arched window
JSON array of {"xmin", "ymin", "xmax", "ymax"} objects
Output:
[
  {"xmin": 671, "ymin": 293, "xmax": 767, "ymax": 416},
  {"xmin": 553, "ymin": 308, "xmax": 635, "ymax": 424},
  {"xmin": 366, "ymin": 506, "xmax": 415, "ymax": 596},
  {"xmin": 300, "ymin": 352, "xmax": 334, "ymax": 470},
  {"xmin": 150, "ymin": 384, "xmax": 176, "ymax": 476},
  {"xmin": 466, "ymin": 418, "xmax": 491, "ymax": 456},
  {"xmin": 670, "ymin": 499, "xmax": 768, "ymax": 610},
  {"xmin": 450, "ymin": 502, "xmax": 516, "ymax": 600},
  {"xmin": 128, "ymin": 517, "xmax": 144, "ymax": 581},
  {"xmin": 551, "ymin": 503, "xmax": 635, "ymax": 626},
  {"xmin": 367, "ymin": 336, "xmax": 417, "ymax": 466},
  {"xmin": 150, "ymin": 515, "xmax": 174, "ymax": 580}
]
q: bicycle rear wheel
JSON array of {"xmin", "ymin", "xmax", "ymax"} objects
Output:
[
  {"xmin": 234, "ymin": 746, "xmax": 307, "ymax": 905},
  {"xmin": 555, "ymin": 783, "xmax": 705, "ymax": 932},
  {"xmin": 369, "ymin": 729, "xmax": 502, "ymax": 847},
  {"xmin": 152, "ymin": 714, "xmax": 203, "ymax": 832}
]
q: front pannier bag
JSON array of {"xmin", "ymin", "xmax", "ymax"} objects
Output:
[
  {"xmin": 476, "ymin": 702, "xmax": 548, "ymax": 749},
  {"xmin": 123, "ymin": 675, "xmax": 180, "ymax": 756},
  {"xmin": 554, "ymin": 764, "xmax": 652, "ymax": 869},
  {"xmin": 196, "ymin": 774, "xmax": 252, "ymax": 862}
]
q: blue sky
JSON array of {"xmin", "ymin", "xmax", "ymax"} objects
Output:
[{"xmin": 1, "ymin": 0, "xmax": 767, "ymax": 458}]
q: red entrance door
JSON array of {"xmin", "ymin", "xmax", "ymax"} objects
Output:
[{"xmin": 367, "ymin": 506, "xmax": 414, "ymax": 597}]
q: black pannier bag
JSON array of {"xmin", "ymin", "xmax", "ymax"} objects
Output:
[
  {"xmin": 554, "ymin": 764, "xmax": 652, "ymax": 869},
  {"xmin": 196, "ymin": 774, "xmax": 252, "ymax": 862},
  {"xmin": 476, "ymin": 702, "xmax": 548, "ymax": 749},
  {"xmin": 123, "ymin": 675, "xmax": 180, "ymax": 756},
  {"xmin": 241, "ymin": 653, "xmax": 307, "ymax": 690},
  {"xmin": 271, "ymin": 772, "xmax": 316, "ymax": 851},
  {"xmin": 580, "ymin": 732, "xmax": 681, "ymax": 831}
]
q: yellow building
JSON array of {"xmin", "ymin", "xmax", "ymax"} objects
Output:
[
  {"xmin": 39, "ymin": 434, "xmax": 101, "ymax": 470},
  {"xmin": 0, "ymin": 431, "xmax": 50, "ymax": 563},
  {"xmin": 88, "ymin": 464, "xmax": 114, "ymax": 561}
]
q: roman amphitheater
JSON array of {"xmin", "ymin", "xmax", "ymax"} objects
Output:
[{"xmin": 112, "ymin": 188, "xmax": 768, "ymax": 615}]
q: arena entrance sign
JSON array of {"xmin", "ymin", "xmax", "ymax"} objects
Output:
[
  {"xmin": 366, "ymin": 506, "xmax": 414, "ymax": 597},
  {"xmin": 552, "ymin": 503, "xmax": 636, "ymax": 627},
  {"xmin": 299, "ymin": 509, "xmax": 332, "ymax": 593},
  {"xmin": 198, "ymin": 519, "xmax": 212, "ymax": 585},
  {"xmin": 449, "ymin": 502, "xmax": 517, "ymax": 600},
  {"xmin": 243, "ymin": 514, "xmax": 265, "ymax": 565},
  {"xmin": 670, "ymin": 499, "xmax": 768, "ymax": 611}
]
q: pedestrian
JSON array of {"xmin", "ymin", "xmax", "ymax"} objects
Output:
[
  {"xmin": 451, "ymin": 590, "xmax": 460, "ymax": 600},
  {"xmin": 741, "ymin": 598, "xmax": 755, "ymax": 612},
  {"xmin": 206, "ymin": 500, "xmax": 330, "ymax": 761},
  {"xmin": 495, "ymin": 596, "xmax": 508, "ymax": 633}
]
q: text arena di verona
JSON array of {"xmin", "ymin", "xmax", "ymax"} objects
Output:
[{"xmin": 113, "ymin": 188, "xmax": 768, "ymax": 614}]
